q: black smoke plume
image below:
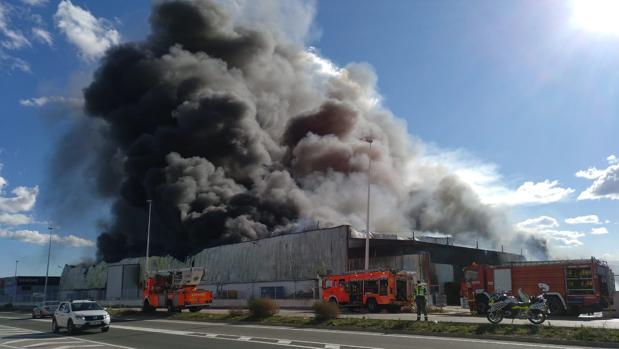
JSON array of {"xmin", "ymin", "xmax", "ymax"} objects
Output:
[{"xmin": 55, "ymin": 0, "xmax": 547, "ymax": 262}]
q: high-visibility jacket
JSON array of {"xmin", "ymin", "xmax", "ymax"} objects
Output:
[{"xmin": 414, "ymin": 284, "xmax": 428, "ymax": 300}]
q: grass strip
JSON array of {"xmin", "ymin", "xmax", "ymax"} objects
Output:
[{"xmin": 108, "ymin": 309, "xmax": 619, "ymax": 345}]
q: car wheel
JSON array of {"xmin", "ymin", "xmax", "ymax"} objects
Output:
[
  {"xmin": 101, "ymin": 326, "xmax": 109, "ymax": 333},
  {"xmin": 32, "ymin": 311, "xmax": 36, "ymax": 319},
  {"xmin": 66, "ymin": 320, "xmax": 75, "ymax": 335},
  {"xmin": 52, "ymin": 318, "xmax": 59, "ymax": 333}
]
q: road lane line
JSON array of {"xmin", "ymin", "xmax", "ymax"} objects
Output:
[
  {"xmin": 0, "ymin": 324, "xmax": 135, "ymax": 349},
  {"xmin": 54, "ymin": 345, "xmax": 104, "ymax": 349},
  {"xmin": 111, "ymin": 324, "xmax": 383, "ymax": 349},
  {"xmin": 324, "ymin": 345, "xmax": 340, "ymax": 349},
  {"xmin": 22, "ymin": 342, "xmax": 82, "ymax": 348},
  {"xmin": 125, "ymin": 320, "xmax": 603, "ymax": 349}
]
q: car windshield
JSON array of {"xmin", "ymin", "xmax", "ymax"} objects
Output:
[{"xmin": 71, "ymin": 302, "xmax": 103, "ymax": 311}]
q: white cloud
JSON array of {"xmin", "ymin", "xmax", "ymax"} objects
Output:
[
  {"xmin": 515, "ymin": 216, "xmax": 585, "ymax": 247},
  {"xmin": 0, "ymin": 185, "xmax": 38, "ymax": 213},
  {"xmin": 565, "ymin": 214, "xmax": 601, "ymax": 225},
  {"xmin": 0, "ymin": 212, "xmax": 32, "ymax": 225},
  {"xmin": 0, "ymin": 171, "xmax": 38, "ymax": 213},
  {"xmin": 0, "ymin": 51, "xmax": 31, "ymax": 72},
  {"xmin": 590, "ymin": 227, "xmax": 609, "ymax": 235},
  {"xmin": 0, "ymin": 229, "xmax": 94, "ymax": 247},
  {"xmin": 413, "ymin": 147, "xmax": 574, "ymax": 206},
  {"xmin": 19, "ymin": 95, "xmax": 82, "ymax": 107},
  {"xmin": 0, "ymin": 3, "xmax": 31, "ymax": 50},
  {"xmin": 576, "ymin": 159, "xmax": 619, "ymax": 200},
  {"xmin": 54, "ymin": 0, "xmax": 120, "ymax": 61},
  {"xmin": 20, "ymin": 0, "xmax": 48, "ymax": 6},
  {"xmin": 32, "ymin": 27, "xmax": 52, "ymax": 46},
  {"xmin": 506, "ymin": 180, "xmax": 574, "ymax": 205},
  {"xmin": 575, "ymin": 167, "xmax": 605, "ymax": 180}
]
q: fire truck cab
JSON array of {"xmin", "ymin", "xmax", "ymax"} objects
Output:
[
  {"xmin": 321, "ymin": 270, "xmax": 418, "ymax": 313},
  {"xmin": 143, "ymin": 267, "xmax": 213, "ymax": 313}
]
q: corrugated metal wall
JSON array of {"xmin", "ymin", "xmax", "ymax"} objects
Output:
[{"xmin": 191, "ymin": 226, "xmax": 350, "ymax": 284}]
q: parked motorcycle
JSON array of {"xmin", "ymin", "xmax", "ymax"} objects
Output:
[{"xmin": 486, "ymin": 284, "xmax": 550, "ymax": 325}]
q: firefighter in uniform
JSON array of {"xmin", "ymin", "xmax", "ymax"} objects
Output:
[{"xmin": 414, "ymin": 280, "xmax": 428, "ymax": 321}]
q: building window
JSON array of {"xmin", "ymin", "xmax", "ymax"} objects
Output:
[{"xmin": 260, "ymin": 286, "xmax": 285, "ymax": 299}]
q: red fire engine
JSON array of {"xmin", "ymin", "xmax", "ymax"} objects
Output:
[
  {"xmin": 321, "ymin": 270, "xmax": 418, "ymax": 312},
  {"xmin": 142, "ymin": 267, "xmax": 213, "ymax": 313},
  {"xmin": 461, "ymin": 258, "xmax": 615, "ymax": 315}
]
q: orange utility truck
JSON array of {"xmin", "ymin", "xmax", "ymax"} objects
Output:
[
  {"xmin": 461, "ymin": 258, "xmax": 615, "ymax": 315},
  {"xmin": 321, "ymin": 270, "xmax": 418, "ymax": 312},
  {"xmin": 142, "ymin": 267, "xmax": 213, "ymax": 313}
]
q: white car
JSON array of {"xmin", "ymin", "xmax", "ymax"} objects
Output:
[{"xmin": 52, "ymin": 300, "xmax": 110, "ymax": 335}]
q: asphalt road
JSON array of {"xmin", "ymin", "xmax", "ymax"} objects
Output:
[{"xmin": 0, "ymin": 312, "xmax": 612, "ymax": 349}]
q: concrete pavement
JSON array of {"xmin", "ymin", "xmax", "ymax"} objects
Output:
[{"xmin": 0, "ymin": 312, "xmax": 615, "ymax": 349}]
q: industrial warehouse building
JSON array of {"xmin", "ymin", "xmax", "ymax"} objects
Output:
[{"xmin": 58, "ymin": 225, "xmax": 524, "ymax": 306}]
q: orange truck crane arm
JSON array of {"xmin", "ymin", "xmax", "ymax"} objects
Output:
[{"xmin": 142, "ymin": 267, "xmax": 213, "ymax": 313}]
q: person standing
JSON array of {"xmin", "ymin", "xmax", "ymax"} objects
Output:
[{"xmin": 414, "ymin": 280, "xmax": 428, "ymax": 321}]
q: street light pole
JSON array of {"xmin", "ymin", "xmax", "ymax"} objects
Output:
[
  {"xmin": 43, "ymin": 226, "xmax": 52, "ymax": 303},
  {"xmin": 364, "ymin": 138, "xmax": 373, "ymax": 271},
  {"xmin": 14, "ymin": 260, "xmax": 18, "ymax": 278},
  {"xmin": 145, "ymin": 199, "xmax": 152, "ymax": 277}
]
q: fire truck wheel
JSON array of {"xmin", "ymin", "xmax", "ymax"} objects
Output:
[
  {"xmin": 189, "ymin": 307, "xmax": 201, "ymax": 313},
  {"xmin": 328, "ymin": 297, "xmax": 338, "ymax": 305},
  {"xmin": 547, "ymin": 298, "xmax": 565, "ymax": 316},
  {"xmin": 367, "ymin": 298, "xmax": 379, "ymax": 313},
  {"xmin": 167, "ymin": 303, "xmax": 177, "ymax": 313}
]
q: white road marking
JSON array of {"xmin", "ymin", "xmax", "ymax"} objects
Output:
[
  {"xmin": 126, "ymin": 320, "xmax": 602, "ymax": 349},
  {"xmin": 0, "ymin": 324, "xmax": 135, "ymax": 349},
  {"xmin": 22, "ymin": 342, "xmax": 81, "ymax": 348},
  {"xmin": 111, "ymin": 324, "xmax": 382, "ymax": 349},
  {"xmin": 324, "ymin": 345, "xmax": 340, "ymax": 349}
]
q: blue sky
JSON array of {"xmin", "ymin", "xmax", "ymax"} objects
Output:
[{"xmin": 0, "ymin": 0, "xmax": 618, "ymax": 277}]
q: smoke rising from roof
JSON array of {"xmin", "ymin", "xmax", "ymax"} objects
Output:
[{"xmin": 54, "ymin": 0, "xmax": 547, "ymax": 262}]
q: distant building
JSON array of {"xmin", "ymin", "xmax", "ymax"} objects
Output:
[{"xmin": 0, "ymin": 276, "xmax": 60, "ymax": 305}]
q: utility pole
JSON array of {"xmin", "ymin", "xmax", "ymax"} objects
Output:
[
  {"xmin": 14, "ymin": 260, "xmax": 18, "ymax": 278},
  {"xmin": 145, "ymin": 199, "xmax": 153, "ymax": 277},
  {"xmin": 43, "ymin": 226, "xmax": 52, "ymax": 303},
  {"xmin": 364, "ymin": 138, "xmax": 373, "ymax": 271}
]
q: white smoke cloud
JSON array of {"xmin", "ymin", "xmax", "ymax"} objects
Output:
[
  {"xmin": 576, "ymin": 156, "xmax": 619, "ymax": 200},
  {"xmin": 54, "ymin": 0, "xmax": 120, "ymax": 61},
  {"xmin": 0, "ymin": 229, "xmax": 94, "ymax": 247},
  {"xmin": 565, "ymin": 214, "xmax": 601, "ymax": 225}
]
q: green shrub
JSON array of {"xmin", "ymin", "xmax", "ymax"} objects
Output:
[
  {"xmin": 312, "ymin": 301, "xmax": 340, "ymax": 321},
  {"xmin": 248, "ymin": 298, "xmax": 279, "ymax": 318}
]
